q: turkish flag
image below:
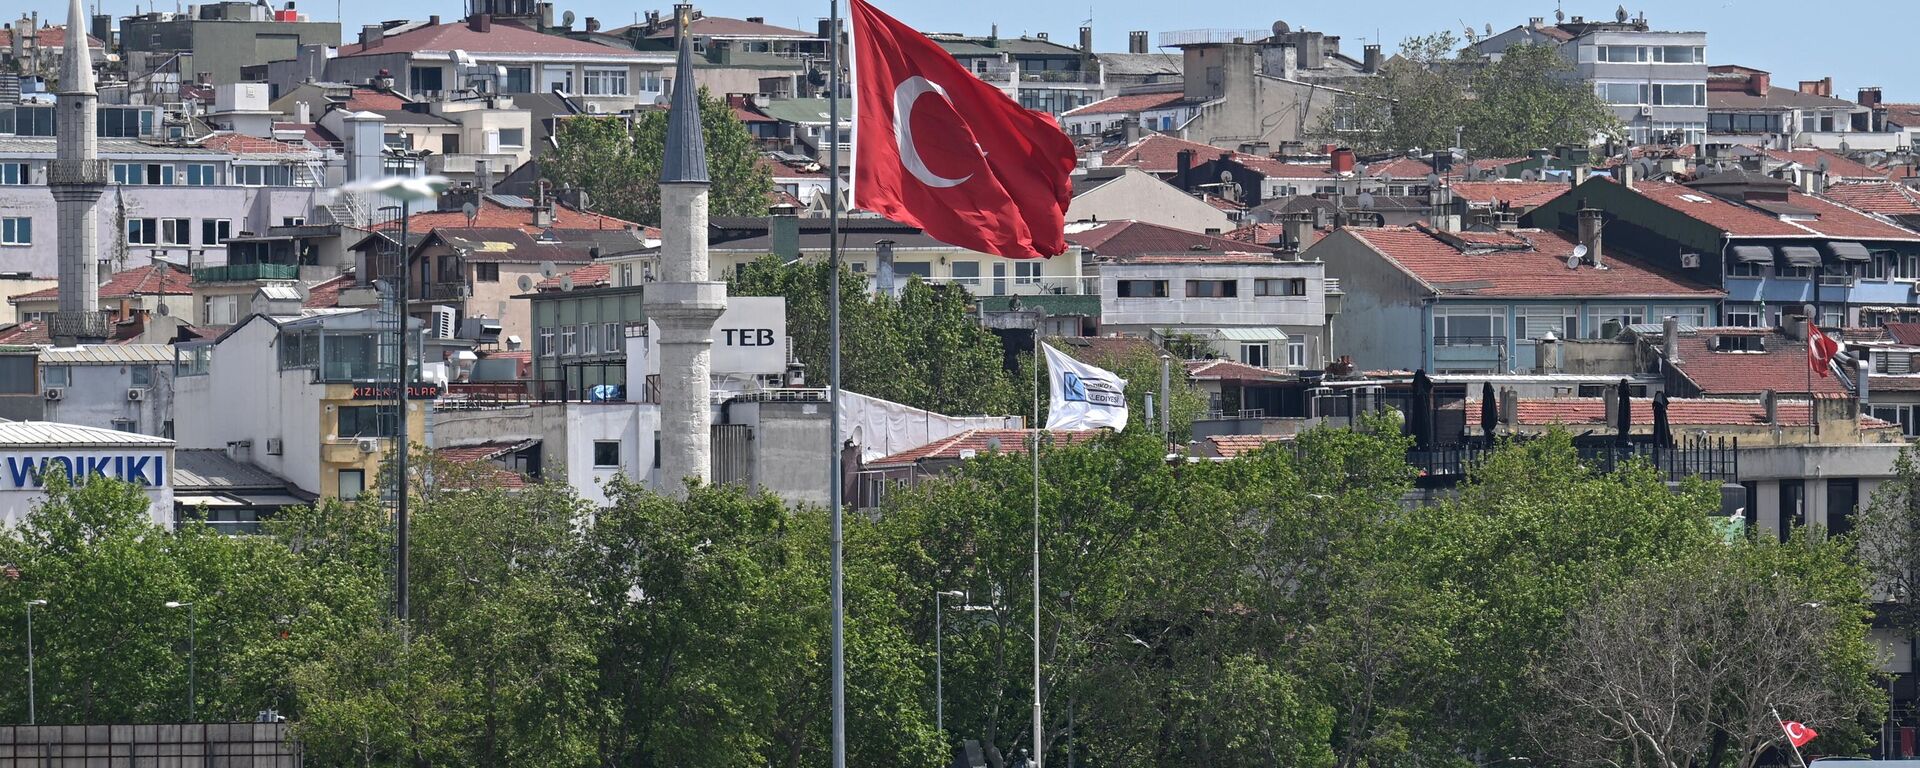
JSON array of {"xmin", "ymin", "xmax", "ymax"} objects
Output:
[
  {"xmin": 1782, "ymin": 720, "xmax": 1818, "ymax": 748},
  {"xmin": 1808, "ymin": 324, "xmax": 1840, "ymax": 378},
  {"xmin": 850, "ymin": 0, "xmax": 1077, "ymax": 259}
]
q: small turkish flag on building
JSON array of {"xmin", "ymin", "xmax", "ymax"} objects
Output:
[
  {"xmin": 1783, "ymin": 720, "xmax": 1819, "ymax": 748},
  {"xmin": 1808, "ymin": 324, "xmax": 1840, "ymax": 378},
  {"xmin": 850, "ymin": 0, "xmax": 1077, "ymax": 259}
]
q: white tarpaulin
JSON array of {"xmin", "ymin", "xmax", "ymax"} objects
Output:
[
  {"xmin": 838, "ymin": 390, "xmax": 1019, "ymax": 463},
  {"xmin": 1043, "ymin": 343, "xmax": 1129, "ymax": 431}
]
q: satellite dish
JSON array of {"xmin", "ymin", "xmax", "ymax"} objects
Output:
[
  {"xmin": 1381, "ymin": 172, "xmax": 1395, "ymax": 185},
  {"xmin": 517, "ymin": 274, "xmax": 535, "ymax": 292},
  {"xmin": 1426, "ymin": 172, "xmax": 1441, "ymax": 188},
  {"xmin": 461, "ymin": 201, "xmax": 477, "ymax": 224},
  {"xmin": 1271, "ymin": 19, "xmax": 1291, "ymax": 35},
  {"xmin": 1569, "ymin": 244, "xmax": 1589, "ymax": 269},
  {"xmin": 1520, "ymin": 169, "xmax": 1539, "ymax": 182},
  {"xmin": 155, "ymin": 302, "xmax": 170, "ymax": 316},
  {"xmin": 1356, "ymin": 192, "xmax": 1376, "ymax": 209},
  {"xmin": 561, "ymin": 9, "xmax": 575, "ymax": 27},
  {"xmin": 560, "ymin": 275, "xmax": 574, "ymax": 292},
  {"xmin": 539, "ymin": 261, "xmax": 558, "ymax": 278}
]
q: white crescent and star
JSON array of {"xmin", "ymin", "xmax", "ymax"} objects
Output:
[{"xmin": 893, "ymin": 76, "xmax": 972, "ymax": 189}]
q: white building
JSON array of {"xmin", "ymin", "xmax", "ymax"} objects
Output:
[
  {"xmin": 35, "ymin": 344, "xmax": 177, "ymax": 437},
  {"xmin": 0, "ymin": 421, "xmax": 174, "ymax": 528}
]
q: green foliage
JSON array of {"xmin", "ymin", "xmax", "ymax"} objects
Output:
[
  {"xmin": 539, "ymin": 88, "xmax": 773, "ymax": 226},
  {"xmin": 1464, "ymin": 44, "xmax": 1622, "ymax": 156},
  {"xmin": 732, "ymin": 254, "xmax": 1024, "ymax": 416},
  {"xmin": 1313, "ymin": 32, "xmax": 1472, "ymax": 155}
]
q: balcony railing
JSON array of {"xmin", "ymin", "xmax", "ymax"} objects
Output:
[
  {"xmin": 1434, "ymin": 335, "xmax": 1508, "ymax": 348},
  {"xmin": 194, "ymin": 263, "xmax": 300, "ymax": 282},
  {"xmin": 421, "ymin": 282, "xmax": 470, "ymax": 301},
  {"xmin": 1405, "ymin": 436, "xmax": 1738, "ymax": 484},
  {"xmin": 1022, "ymin": 70, "xmax": 1103, "ymax": 85},
  {"xmin": 48, "ymin": 312, "xmax": 112, "ymax": 341},
  {"xmin": 47, "ymin": 159, "xmax": 109, "ymax": 185},
  {"xmin": 426, "ymin": 152, "xmax": 522, "ymax": 175},
  {"xmin": 918, "ymin": 275, "xmax": 1097, "ymax": 296}
]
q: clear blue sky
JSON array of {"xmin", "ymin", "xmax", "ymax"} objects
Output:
[{"xmin": 310, "ymin": 0, "xmax": 1913, "ymax": 99}]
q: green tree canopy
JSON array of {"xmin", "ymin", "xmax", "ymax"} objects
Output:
[{"xmin": 540, "ymin": 88, "xmax": 773, "ymax": 226}]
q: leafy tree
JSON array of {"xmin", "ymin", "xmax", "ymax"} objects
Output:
[
  {"xmin": 1463, "ymin": 44, "xmax": 1621, "ymax": 157},
  {"xmin": 1856, "ymin": 449, "xmax": 1920, "ymax": 633},
  {"xmin": 1312, "ymin": 32, "xmax": 1472, "ymax": 155},
  {"xmin": 540, "ymin": 88, "xmax": 773, "ymax": 226}
]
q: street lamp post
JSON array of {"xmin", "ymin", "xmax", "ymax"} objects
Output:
[
  {"xmin": 25, "ymin": 599, "xmax": 46, "ymax": 725},
  {"xmin": 935, "ymin": 590, "xmax": 968, "ymax": 735},
  {"xmin": 165, "ymin": 601, "xmax": 195, "ymax": 721}
]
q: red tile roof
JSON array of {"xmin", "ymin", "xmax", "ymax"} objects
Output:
[
  {"xmin": 1367, "ymin": 156, "xmax": 1436, "ymax": 180},
  {"xmin": 1882, "ymin": 103, "xmax": 1920, "ymax": 128},
  {"xmin": 1626, "ymin": 179, "xmax": 1920, "ymax": 241},
  {"xmin": 1226, "ymin": 222, "xmax": 1288, "ymax": 246},
  {"xmin": 274, "ymin": 122, "xmax": 342, "ymax": 147},
  {"xmin": 1102, "ymin": 134, "xmax": 1251, "ymax": 173},
  {"xmin": 0, "ymin": 320, "xmax": 49, "ymax": 344},
  {"xmin": 1821, "ymin": 183, "xmax": 1920, "ymax": 216},
  {"xmin": 1762, "ymin": 148, "xmax": 1890, "ymax": 180},
  {"xmin": 1885, "ymin": 322, "xmax": 1920, "ymax": 347},
  {"xmin": 1049, "ymin": 336, "xmax": 1162, "ymax": 367},
  {"xmin": 12, "ymin": 263, "xmax": 193, "ymax": 303},
  {"xmin": 1066, "ymin": 219, "xmax": 1277, "ymax": 259},
  {"xmin": 734, "ymin": 105, "xmax": 778, "ymax": 123},
  {"xmin": 198, "ymin": 132, "xmax": 315, "ymax": 155},
  {"xmin": 1450, "ymin": 181, "xmax": 1570, "ymax": 210},
  {"xmin": 303, "ymin": 273, "xmax": 354, "ymax": 308},
  {"xmin": 1664, "ymin": 329, "xmax": 1849, "ymax": 397},
  {"xmin": 1511, "ymin": 397, "xmax": 1828, "ymax": 427},
  {"xmin": 865, "ymin": 429, "xmax": 1102, "ymax": 468},
  {"xmin": 1063, "ymin": 91, "xmax": 1187, "ymax": 117},
  {"xmin": 341, "ymin": 88, "xmax": 409, "ymax": 111},
  {"xmin": 383, "ymin": 197, "xmax": 645, "ymax": 236},
  {"xmin": 1342, "ymin": 225, "xmax": 1720, "ymax": 299},
  {"xmin": 0, "ymin": 25, "xmax": 103, "ymax": 48},
  {"xmin": 1185, "ymin": 358, "xmax": 1290, "ymax": 382},
  {"xmin": 1203, "ymin": 434, "xmax": 1286, "ymax": 458},
  {"xmin": 537, "ymin": 263, "xmax": 612, "ymax": 291},
  {"xmin": 338, "ymin": 19, "xmax": 646, "ymax": 57},
  {"xmin": 435, "ymin": 441, "xmax": 533, "ymax": 488}
]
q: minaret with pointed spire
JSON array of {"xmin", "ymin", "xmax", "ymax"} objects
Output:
[
  {"xmin": 48, "ymin": 0, "xmax": 106, "ymax": 345},
  {"xmin": 644, "ymin": 3, "xmax": 728, "ymax": 495}
]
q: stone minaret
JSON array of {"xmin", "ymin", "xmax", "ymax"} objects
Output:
[
  {"xmin": 643, "ymin": 4, "xmax": 727, "ymax": 496},
  {"xmin": 48, "ymin": 0, "xmax": 105, "ymax": 346}
]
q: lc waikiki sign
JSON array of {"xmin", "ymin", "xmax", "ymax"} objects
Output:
[{"xmin": 3, "ymin": 452, "xmax": 169, "ymax": 489}]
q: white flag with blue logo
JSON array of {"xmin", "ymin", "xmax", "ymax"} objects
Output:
[{"xmin": 1043, "ymin": 343, "xmax": 1129, "ymax": 431}]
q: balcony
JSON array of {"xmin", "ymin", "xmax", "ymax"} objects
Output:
[
  {"xmin": 920, "ymin": 275, "xmax": 1097, "ymax": 297},
  {"xmin": 194, "ymin": 263, "xmax": 300, "ymax": 282},
  {"xmin": 420, "ymin": 282, "xmax": 471, "ymax": 301},
  {"xmin": 426, "ymin": 152, "xmax": 521, "ymax": 176},
  {"xmin": 47, "ymin": 312, "xmax": 112, "ymax": 342},
  {"xmin": 1022, "ymin": 70, "xmax": 1103, "ymax": 86},
  {"xmin": 47, "ymin": 159, "xmax": 109, "ymax": 185}
]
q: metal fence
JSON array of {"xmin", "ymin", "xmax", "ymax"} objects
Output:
[
  {"xmin": 0, "ymin": 723, "xmax": 299, "ymax": 768},
  {"xmin": 1404, "ymin": 435, "xmax": 1739, "ymax": 484}
]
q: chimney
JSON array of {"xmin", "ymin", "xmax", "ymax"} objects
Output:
[
  {"xmin": 1572, "ymin": 165, "xmax": 1590, "ymax": 186},
  {"xmin": 428, "ymin": 14, "xmax": 438, "ymax": 25},
  {"xmin": 359, "ymin": 23, "xmax": 382, "ymax": 48},
  {"xmin": 1528, "ymin": 16, "xmax": 1544, "ymax": 28},
  {"xmin": 874, "ymin": 239, "xmax": 897, "ymax": 297},
  {"xmin": 1577, "ymin": 207, "xmax": 1604, "ymax": 267},
  {"xmin": 745, "ymin": 16, "xmax": 764, "ymax": 24},
  {"xmin": 1362, "ymin": 44, "xmax": 1381, "ymax": 74},
  {"xmin": 1078, "ymin": 25, "xmax": 1092, "ymax": 54},
  {"xmin": 1797, "ymin": 77, "xmax": 1832, "ymax": 98},
  {"xmin": 295, "ymin": 100, "xmax": 309, "ymax": 124},
  {"xmin": 585, "ymin": 16, "xmax": 600, "ymax": 32},
  {"xmin": 1663, "ymin": 315, "xmax": 1681, "ymax": 363},
  {"xmin": 1175, "ymin": 149, "xmax": 1193, "ymax": 191},
  {"xmin": 1283, "ymin": 212, "xmax": 1317, "ymax": 252},
  {"xmin": 1859, "ymin": 86, "xmax": 1883, "ymax": 108},
  {"xmin": 1762, "ymin": 389, "xmax": 1777, "ymax": 424},
  {"xmin": 769, "ymin": 204, "xmax": 800, "ymax": 259},
  {"xmin": 1035, "ymin": 32, "xmax": 1047, "ymax": 42},
  {"xmin": 1499, "ymin": 388, "xmax": 1517, "ymax": 425},
  {"xmin": 1120, "ymin": 116, "xmax": 1142, "ymax": 143},
  {"xmin": 1128, "ymin": 30, "xmax": 1147, "ymax": 54},
  {"xmin": 1621, "ymin": 161, "xmax": 1635, "ymax": 190},
  {"xmin": 1535, "ymin": 331, "xmax": 1560, "ymax": 373},
  {"xmin": 468, "ymin": 13, "xmax": 490, "ymax": 33},
  {"xmin": 475, "ymin": 162, "xmax": 493, "ymax": 194},
  {"xmin": 1749, "ymin": 70, "xmax": 1769, "ymax": 97},
  {"xmin": 1330, "ymin": 147, "xmax": 1355, "ymax": 174}
]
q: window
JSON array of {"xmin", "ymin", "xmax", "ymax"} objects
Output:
[
  {"xmin": 1240, "ymin": 343, "xmax": 1269, "ymax": 367},
  {"xmin": 1876, "ymin": 351, "xmax": 1916, "ymax": 375},
  {"xmin": 497, "ymin": 128, "xmax": 525, "ymax": 148},
  {"xmin": 1724, "ymin": 305, "xmax": 1763, "ymax": 327},
  {"xmin": 1597, "ymin": 82, "xmax": 1644, "ymax": 105},
  {"xmin": 1728, "ymin": 258, "xmax": 1769, "ymax": 278},
  {"xmin": 183, "ymin": 164, "xmax": 217, "ymax": 185},
  {"xmin": 1, "ymin": 217, "xmax": 29, "ymax": 245},
  {"xmin": 1652, "ymin": 45, "xmax": 1704, "ymax": 63},
  {"xmin": 951, "ymin": 261, "xmax": 980, "ymax": 285},
  {"xmin": 1014, "ymin": 262, "xmax": 1043, "ymax": 285},
  {"xmin": 894, "ymin": 261, "xmax": 933, "ymax": 279},
  {"xmin": 1601, "ymin": 45, "xmax": 1646, "ymax": 62},
  {"xmin": 1652, "ymin": 306, "xmax": 1709, "ymax": 328},
  {"xmin": 593, "ymin": 440, "xmax": 621, "ymax": 467},
  {"xmin": 1712, "ymin": 334, "xmax": 1765, "ymax": 352},
  {"xmin": 160, "ymin": 217, "xmax": 192, "ymax": 246},
  {"xmin": 583, "ymin": 67, "xmax": 629, "ymax": 96},
  {"xmin": 112, "ymin": 162, "xmax": 172, "ymax": 185},
  {"xmin": 0, "ymin": 162, "xmax": 28, "ymax": 184},
  {"xmin": 1516, "ymin": 306, "xmax": 1578, "ymax": 341},
  {"xmin": 605, "ymin": 323, "xmax": 621, "ymax": 352},
  {"xmin": 1872, "ymin": 405, "xmax": 1920, "ymax": 437},
  {"xmin": 234, "ymin": 165, "xmax": 294, "ymax": 186},
  {"xmin": 201, "ymin": 219, "xmax": 232, "ymax": 246},
  {"xmin": 1585, "ymin": 307, "xmax": 1646, "ymax": 338},
  {"xmin": 1432, "ymin": 307, "xmax": 1507, "ymax": 344},
  {"xmin": 1287, "ymin": 339, "xmax": 1307, "ymax": 369},
  {"xmin": 562, "ymin": 325, "xmax": 579, "ymax": 355},
  {"xmin": 281, "ymin": 216, "xmax": 305, "ymax": 226},
  {"xmin": 127, "ymin": 218, "xmax": 159, "ymax": 245},
  {"xmin": 475, "ymin": 263, "xmax": 500, "ymax": 282},
  {"xmin": 538, "ymin": 328, "xmax": 556, "ymax": 357},
  {"xmin": 1255, "ymin": 277, "xmax": 1307, "ymax": 296},
  {"xmin": 41, "ymin": 365, "xmax": 69, "ymax": 387},
  {"xmin": 0, "ymin": 356, "xmax": 34, "ymax": 393},
  {"xmin": 543, "ymin": 66, "xmax": 574, "ymax": 94},
  {"xmin": 130, "ymin": 365, "xmax": 152, "ymax": 386},
  {"xmin": 409, "ymin": 66, "xmax": 445, "ymax": 95},
  {"xmin": 1710, "ymin": 113, "xmax": 1781, "ymax": 134},
  {"xmin": 337, "ymin": 405, "xmax": 395, "ymax": 438},
  {"xmin": 110, "ymin": 418, "xmax": 137, "ymax": 433},
  {"xmin": 1776, "ymin": 264, "xmax": 1813, "ymax": 280},
  {"xmin": 97, "ymin": 107, "xmax": 147, "ymax": 138},
  {"xmin": 583, "ymin": 324, "xmax": 600, "ymax": 355},
  {"xmin": 1117, "ymin": 279, "xmax": 1168, "ymax": 298},
  {"xmin": 337, "ymin": 469, "xmax": 365, "ymax": 500},
  {"xmin": 1779, "ymin": 480, "xmax": 1805, "ymax": 541},
  {"xmin": 1654, "ymin": 83, "xmax": 1706, "ymax": 106},
  {"xmin": 638, "ymin": 70, "xmax": 663, "ymax": 93},
  {"xmin": 504, "ymin": 66, "xmax": 533, "ymax": 93},
  {"xmin": 1185, "ymin": 279, "xmax": 1238, "ymax": 298}
]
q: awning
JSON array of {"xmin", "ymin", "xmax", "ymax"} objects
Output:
[
  {"xmin": 1828, "ymin": 241, "xmax": 1871, "ymax": 262},
  {"xmin": 1732, "ymin": 245, "xmax": 1773, "ymax": 263},
  {"xmin": 174, "ymin": 495, "xmax": 244, "ymax": 508},
  {"xmin": 1214, "ymin": 327, "xmax": 1289, "ymax": 342},
  {"xmin": 1780, "ymin": 246, "xmax": 1822, "ymax": 267}
]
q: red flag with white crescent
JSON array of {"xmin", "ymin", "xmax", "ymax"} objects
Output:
[
  {"xmin": 849, "ymin": 0, "xmax": 1077, "ymax": 259},
  {"xmin": 1782, "ymin": 720, "xmax": 1818, "ymax": 748},
  {"xmin": 1808, "ymin": 324, "xmax": 1840, "ymax": 378}
]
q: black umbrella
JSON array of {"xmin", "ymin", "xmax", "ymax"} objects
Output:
[
  {"xmin": 1411, "ymin": 369, "xmax": 1432, "ymax": 449},
  {"xmin": 1615, "ymin": 378, "xmax": 1633, "ymax": 446},
  {"xmin": 1652, "ymin": 391, "xmax": 1673, "ymax": 448},
  {"xmin": 1481, "ymin": 382, "xmax": 1499, "ymax": 444}
]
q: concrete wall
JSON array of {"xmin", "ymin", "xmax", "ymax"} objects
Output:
[
  {"xmin": 735, "ymin": 399, "xmax": 830, "ymax": 507},
  {"xmin": 1067, "ymin": 167, "xmax": 1234, "ymax": 233},
  {"xmin": 123, "ymin": 18, "xmax": 340, "ymax": 85},
  {"xmin": 563, "ymin": 402, "xmax": 658, "ymax": 507},
  {"xmin": 1311, "ymin": 229, "xmax": 1427, "ymax": 371},
  {"xmin": 1554, "ymin": 339, "xmax": 1640, "ymax": 374},
  {"xmin": 40, "ymin": 361, "xmax": 174, "ymax": 437}
]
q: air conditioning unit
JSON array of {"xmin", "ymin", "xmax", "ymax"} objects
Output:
[
  {"xmin": 1639, "ymin": 105, "xmax": 1653, "ymax": 117},
  {"xmin": 127, "ymin": 388, "xmax": 147, "ymax": 401},
  {"xmin": 1679, "ymin": 253, "xmax": 1701, "ymax": 268},
  {"xmin": 43, "ymin": 387, "xmax": 62, "ymax": 401},
  {"xmin": 358, "ymin": 438, "xmax": 380, "ymax": 453},
  {"xmin": 265, "ymin": 437, "xmax": 284, "ymax": 456},
  {"xmin": 584, "ymin": 102, "xmax": 604, "ymax": 114}
]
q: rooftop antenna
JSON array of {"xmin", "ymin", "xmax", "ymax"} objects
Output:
[
  {"xmin": 1568, "ymin": 244, "xmax": 1587, "ymax": 269},
  {"xmin": 1555, "ymin": 2, "xmax": 1565, "ymax": 23}
]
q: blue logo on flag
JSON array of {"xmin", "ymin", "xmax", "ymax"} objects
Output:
[{"xmin": 1062, "ymin": 372, "xmax": 1088, "ymax": 402}]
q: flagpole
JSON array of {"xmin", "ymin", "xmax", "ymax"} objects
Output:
[
  {"xmin": 827, "ymin": 1, "xmax": 847, "ymax": 767},
  {"xmin": 1032, "ymin": 332, "xmax": 1044, "ymax": 767},
  {"xmin": 1772, "ymin": 707, "xmax": 1811, "ymax": 768}
]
